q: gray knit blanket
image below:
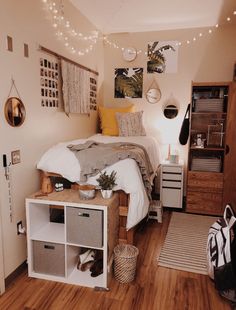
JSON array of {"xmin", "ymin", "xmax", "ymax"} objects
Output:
[{"xmin": 67, "ymin": 141, "xmax": 154, "ymax": 198}]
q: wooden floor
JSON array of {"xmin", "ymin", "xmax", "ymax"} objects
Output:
[{"xmin": 0, "ymin": 211, "xmax": 233, "ymax": 310}]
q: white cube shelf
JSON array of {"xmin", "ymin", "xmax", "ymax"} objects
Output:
[{"xmin": 26, "ymin": 190, "xmax": 119, "ymax": 289}]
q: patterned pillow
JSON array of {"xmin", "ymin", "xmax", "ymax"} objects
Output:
[
  {"xmin": 99, "ymin": 105, "xmax": 135, "ymax": 136},
  {"xmin": 116, "ymin": 111, "xmax": 146, "ymax": 136}
]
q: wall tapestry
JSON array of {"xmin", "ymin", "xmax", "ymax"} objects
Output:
[
  {"xmin": 147, "ymin": 41, "xmax": 178, "ymax": 74},
  {"xmin": 40, "ymin": 56, "xmax": 59, "ymax": 107},
  {"xmin": 114, "ymin": 68, "xmax": 143, "ymax": 98}
]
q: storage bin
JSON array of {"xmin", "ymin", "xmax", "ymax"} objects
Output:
[
  {"xmin": 33, "ymin": 241, "xmax": 65, "ymax": 276},
  {"xmin": 66, "ymin": 207, "xmax": 103, "ymax": 247},
  {"xmin": 113, "ymin": 244, "xmax": 139, "ymax": 283}
]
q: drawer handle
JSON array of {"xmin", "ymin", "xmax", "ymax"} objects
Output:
[
  {"xmin": 163, "ymin": 186, "xmax": 181, "ymax": 190},
  {"xmin": 78, "ymin": 212, "xmax": 90, "ymax": 217},
  {"xmin": 163, "ymin": 172, "xmax": 181, "ymax": 175},
  {"xmin": 163, "ymin": 179, "xmax": 181, "ymax": 182},
  {"xmin": 44, "ymin": 245, "xmax": 55, "ymax": 250}
]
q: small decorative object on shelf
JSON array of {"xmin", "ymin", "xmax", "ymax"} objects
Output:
[
  {"xmin": 78, "ymin": 184, "xmax": 96, "ymax": 200},
  {"xmin": 55, "ymin": 183, "xmax": 64, "ymax": 192},
  {"xmin": 191, "ymin": 133, "xmax": 206, "ymax": 148},
  {"xmin": 207, "ymin": 120, "xmax": 224, "ymax": 147},
  {"xmin": 41, "ymin": 176, "xmax": 53, "ymax": 194},
  {"xmin": 96, "ymin": 171, "xmax": 117, "ymax": 199},
  {"xmin": 169, "ymin": 149, "xmax": 179, "ymax": 164}
]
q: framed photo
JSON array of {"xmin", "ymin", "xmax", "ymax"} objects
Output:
[{"xmin": 11, "ymin": 150, "xmax": 21, "ymax": 165}]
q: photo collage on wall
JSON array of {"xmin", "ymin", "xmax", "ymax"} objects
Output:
[
  {"xmin": 40, "ymin": 57, "xmax": 59, "ymax": 108},
  {"xmin": 90, "ymin": 76, "xmax": 97, "ymax": 111}
]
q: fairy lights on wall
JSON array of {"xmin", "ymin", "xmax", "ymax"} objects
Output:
[
  {"xmin": 104, "ymin": 10, "xmax": 236, "ymax": 53},
  {"xmin": 42, "ymin": 0, "xmax": 236, "ymax": 57},
  {"xmin": 42, "ymin": 0, "xmax": 99, "ymax": 56}
]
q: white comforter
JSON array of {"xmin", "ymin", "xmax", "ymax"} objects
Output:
[{"xmin": 37, "ymin": 134, "xmax": 160, "ymax": 229}]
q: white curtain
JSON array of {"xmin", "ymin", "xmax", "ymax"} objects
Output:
[{"xmin": 61, "ymin": 59, "xmax": 90, "ymax": 114}]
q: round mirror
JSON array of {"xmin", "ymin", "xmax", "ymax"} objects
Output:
[
  {"xmin": 4, "ymin": 97, "xmax": 26, "ymax": 127},
  {"xmin": 163, "ymin": 104, "xmax": 178, "ymax": 119},
  {"xmin": 146, "ymin": 88, "xmax": 161, "ymax": 104}
]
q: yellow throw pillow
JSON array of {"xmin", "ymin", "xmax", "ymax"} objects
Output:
[{"xmin": 99, "ymin": 105, "xmax": 135, "ymax": 136}]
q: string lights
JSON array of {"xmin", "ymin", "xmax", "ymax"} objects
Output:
[
  {"xmin": 104, "ymin": 10, "xmax": 236, "ymax": 52},
  {"xmin": 42, "ymin": 0, "xmax": 99, "ymax": 56},
  {"xmin": 42, "ymin": 0, "xmax": 236, "ymax": 57}
]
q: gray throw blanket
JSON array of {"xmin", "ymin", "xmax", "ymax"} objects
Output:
[{"xmin": 67, "ymin": 141, "xmax": 154, "ymax": 198}]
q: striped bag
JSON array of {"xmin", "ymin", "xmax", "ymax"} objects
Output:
[{"xmin": 207, "ymin": 205, "xmax": 236, "ymax": 302}]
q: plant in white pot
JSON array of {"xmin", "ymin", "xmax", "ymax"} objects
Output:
[{"xmin": 96, "ymin": 170, "xmax": 117, "ymax": 199}]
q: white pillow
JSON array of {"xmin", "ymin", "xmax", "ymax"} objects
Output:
[{"xmin": 116, "ymin": 111, "xmax": 146, "ymax": 136}]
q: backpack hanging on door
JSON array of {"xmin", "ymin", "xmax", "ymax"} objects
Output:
[{"xmin": 206, "ymin": 204, "xmax": 236, "ymax": 302}]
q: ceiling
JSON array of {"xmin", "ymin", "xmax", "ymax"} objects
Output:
[{"xmin": 70, "ymin": 0, "xmax": 236, "ymax": 34}]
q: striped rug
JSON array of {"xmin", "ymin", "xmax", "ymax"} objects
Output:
[{"xmin": 158, "ymin": 212, "xmax": 218, "ymax": 275}]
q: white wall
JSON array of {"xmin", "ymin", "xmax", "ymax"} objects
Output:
[
  {"xmin": 103, "ymin": 24, "xmax": 236, "ymax": 163},
  {"xmin": 0, "ymin": 0, "xmax": 103, "ymax": 277}
]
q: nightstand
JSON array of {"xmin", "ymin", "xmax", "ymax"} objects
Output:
[{"xmin": 160, "ymin": 161, "xmax": 184, "ymax": 209}]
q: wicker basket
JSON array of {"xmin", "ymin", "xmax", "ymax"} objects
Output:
[{"xmin": 113, "ymin": 244, "xmax": 139, "ymax": 283}]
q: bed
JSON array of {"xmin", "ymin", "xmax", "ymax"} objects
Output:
[{"xmin": 37, "ymin": 134, "xmax": 160, "ymax": 244}]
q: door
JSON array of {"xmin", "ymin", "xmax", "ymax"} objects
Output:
[{"xmin": 223, "ymin": 82, "xmax": 236, "ymax": 211}]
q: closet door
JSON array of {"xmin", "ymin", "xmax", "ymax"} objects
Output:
[{"xmin": 223, "ymin": 82, "xmax": 236, "ymax": 212}]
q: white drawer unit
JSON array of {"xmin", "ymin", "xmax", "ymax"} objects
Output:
[
  {"xmin": 26, "ymin": 189, "xmax": 119, "ymax": 289},
  {"xmin": 160, "ymin": 162, "xmax": 184, "ymax": 209}
]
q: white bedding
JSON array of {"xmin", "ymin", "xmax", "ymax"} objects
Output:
[{"xmin": 37, "ymin": 134, "xmax": 160, "ymax": 229}]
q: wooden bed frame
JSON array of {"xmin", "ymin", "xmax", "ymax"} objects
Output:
[{"xmin": 40, "ymin": 171, "xmax": 135, "ymax": 245}]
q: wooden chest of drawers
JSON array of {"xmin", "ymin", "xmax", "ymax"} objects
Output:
[{"xmin": 186, "ymin": 171, "xmax": 223, "ymax": 215}]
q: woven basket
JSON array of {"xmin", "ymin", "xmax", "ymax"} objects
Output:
[{"xmin": 113, "ymin": 244, "xmax": 139, "ymax": 283}]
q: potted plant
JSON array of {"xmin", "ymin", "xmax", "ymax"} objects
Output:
[{"xmin": 96, "ymin": 170, "xmax": 117, "ymax": 199}]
